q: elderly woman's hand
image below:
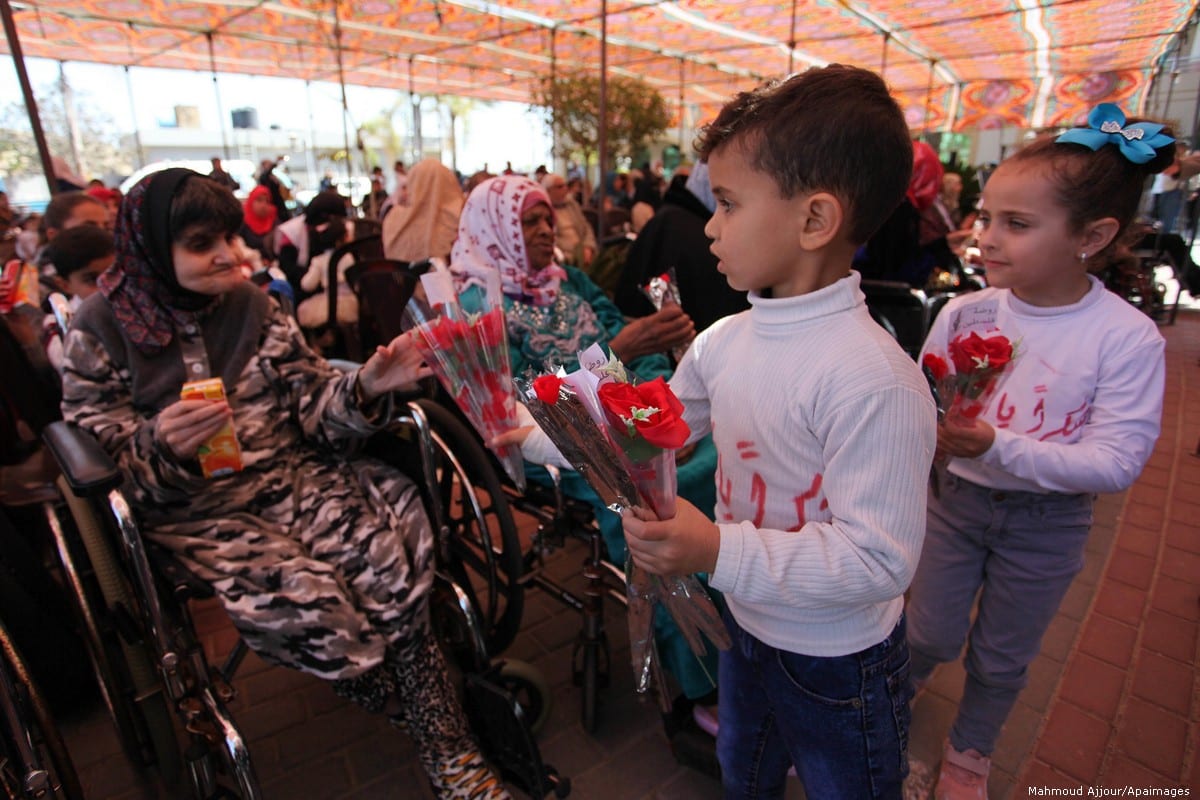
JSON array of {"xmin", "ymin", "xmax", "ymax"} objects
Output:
[
  {"xmin": 355, "ymin": 331, "xmax": 435, "ymax": 404},
  {"xmin": 609, "ymin": 304, "xmax": 696, "ymax": 363},
  {"xmin": 156, "ymin": 399, "xmax": 233, "ymax": 461}
]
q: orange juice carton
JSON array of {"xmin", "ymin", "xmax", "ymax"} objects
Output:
[{"xmin": 180, "ymin": 378, "xmax": 243, "ymax": 478}]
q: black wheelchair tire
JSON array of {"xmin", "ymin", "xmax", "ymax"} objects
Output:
[{"xmin": 411, "ymin": 399, "xmax": 526, "ymax": 658}]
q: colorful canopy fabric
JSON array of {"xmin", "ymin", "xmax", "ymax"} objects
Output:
[{"xmin": 3, "ymin": 0, "xmax": 1194, "ymax": 132}]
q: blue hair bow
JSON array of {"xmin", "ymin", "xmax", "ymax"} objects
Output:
[{"xmin": 1056, "ymin": 103, "xmax": 1174, "ymax": 164}]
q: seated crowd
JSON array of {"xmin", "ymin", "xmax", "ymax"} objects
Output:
[{"xmin": 0, "ymin": 63, "xmax": 1184, "ymax": 800}]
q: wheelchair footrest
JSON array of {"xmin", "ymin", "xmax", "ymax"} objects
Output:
[{"xmin": 464, "ymin": 667, "xmax": 570, "ymax": 798}]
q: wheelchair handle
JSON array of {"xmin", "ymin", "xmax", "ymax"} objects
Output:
[{"xmin": 42, "ymin": 421, "xmax": 124, "ymax": 497}]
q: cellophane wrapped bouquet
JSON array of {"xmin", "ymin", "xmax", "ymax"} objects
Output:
[
  {"xmin": 921, "ymin": 331, "xmax": 1017, "ymax": 422},
  {"xmin": 921, "ymin": 330, "xmax": 1018, "ymax": 494},
  {"xmin": 515, "ymin": 344, "xmax": 729, "ymax": 707},
  {"xmin": 404, "ymin": 267, "xmax": 525, "ymax": 491},
  {"xmin": 640, "ymin": 268, "xmax": 688, "ymax": 363}
]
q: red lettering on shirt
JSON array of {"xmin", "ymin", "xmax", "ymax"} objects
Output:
[
  {"xmin": 1025, "ymin": 398, "xmax": 1045, "ymax": 435},
  {"xmin": 994, "ymin": 392, "xmax": 1015, "ymax": 429},
  {"xmin": 716, "ymin": 452, "xmax": 732, "ymax": 510},
  {"xmin": 737, "ymin": 440, "xmax": 759, "ymax": 459},
  {"xmin": 1039, "ymin": 400, "xmax": 1091, "ymax": 442},
  {"xmin": 788, "ymin": 473, "xmax": 824, "ymax": 531},
  {"xmin": 750, "ymin": 473, "xmax": 766, "ymax": 527}
]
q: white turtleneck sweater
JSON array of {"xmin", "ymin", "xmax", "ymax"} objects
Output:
[
  {"xmin": 922, "ymin": 276, "xmax": 1164, "ymax": 495},
  {"xmin": 672, "ymin": 272, "xmax": 937, "ymax": 658}
]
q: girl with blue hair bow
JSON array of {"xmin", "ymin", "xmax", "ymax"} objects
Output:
[{"xmin": 906, "ymin": 105, "xmax": 1172, "ymax": 799}]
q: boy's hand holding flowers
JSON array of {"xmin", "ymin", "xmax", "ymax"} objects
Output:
[{"xmin": 623, "ymin": 500, "xmax": 719, "ymax": 576}]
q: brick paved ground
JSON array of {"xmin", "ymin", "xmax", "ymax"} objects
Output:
[{"xmin": 55, "ymin": 309, "xmax": 1200, "ymax": 799}]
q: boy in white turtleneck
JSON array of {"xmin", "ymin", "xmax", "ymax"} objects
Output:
[{"xmin": 621, "ymin": 65, "xmax": 936, "ymax": 798}]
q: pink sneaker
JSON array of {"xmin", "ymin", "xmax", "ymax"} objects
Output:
[{"xmin": 934, "ymin": 741, "xmax": 989, "ymax": 800}]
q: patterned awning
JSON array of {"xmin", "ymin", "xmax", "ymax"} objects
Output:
[{"xmin": 3, "ymin": 0, "xmax": 1195, "ymax": 132}]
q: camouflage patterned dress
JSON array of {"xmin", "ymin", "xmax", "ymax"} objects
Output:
[{"xmin": 61, "ymin": 283, "xmax": 435, "ymax": 683}]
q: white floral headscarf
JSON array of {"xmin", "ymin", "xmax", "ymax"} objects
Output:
[{"xmin": 450, "ymin": 175, "xmax": 567, "ymax": 306}]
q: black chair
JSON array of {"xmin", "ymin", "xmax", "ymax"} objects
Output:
[
  {"xmin": 318, "ymin": 235, "xmax": 387, "ymax": 360},
  {"xmin": 860, "ymin": 279, "xmax": 929, "ymax": 358},
  {"xmin": 352, "ymin": 218, "xmax": 382, "ymax": 240},
  {"xmin": 342, "ymin": 258, "xmax": 432, "ymax": 352}
]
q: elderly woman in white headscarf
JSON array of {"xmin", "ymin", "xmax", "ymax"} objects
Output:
[{"xmin": 450, "ymin": 174, "xmax": 721, "ymax": 705}]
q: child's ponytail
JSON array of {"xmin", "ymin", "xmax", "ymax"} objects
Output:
[{"xmin": 1008, "ymin": 104, "xmax": 1177, "ymax": 266}]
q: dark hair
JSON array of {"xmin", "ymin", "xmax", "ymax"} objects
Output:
[
  {"xmin": 695, "ymin": 64, "xmax": 913, "ymax": 244},
  {"xmin": 44, "ymin": 225, "xmax": 114, "ymax": 278},
  {"xmin": 40, "ymin": 192, "xmax": 105, "ymax": 241},
  {"xmin": 1005, "ymin": 122, "xmax": 1176, "ymax": 263},
  {"xmin": 169, "ymin": 176, "xmax": 242, "ymax": 242},
  {"xmin": 304, "ymin": 190, "xmax": 349, "ymax": 226}
]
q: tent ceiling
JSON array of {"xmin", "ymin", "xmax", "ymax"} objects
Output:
[{"xmin": 3, "ymin": 0, "xmax": 1196, "ymax": 132}]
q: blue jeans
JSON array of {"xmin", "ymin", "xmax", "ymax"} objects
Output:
[
  {"xmin": 907, "ymin": 472, "xmax": 1093, "ymax": 755},
  {"xmin": 717, "ymin": 610, "xmax": 911, "ymax": 799}
]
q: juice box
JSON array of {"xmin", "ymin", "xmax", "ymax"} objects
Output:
[{"xmin": 180, "ymin": 378, "xmax": 244, "ymax": 478}]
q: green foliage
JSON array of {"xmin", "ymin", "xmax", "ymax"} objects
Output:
[
  {"xmin": 0, "ymin": 81, "xmax": 130, "ymax": 184},
  {"xmin": 536, "ymin": 69, "xmax": 670, "ymax": 166}
]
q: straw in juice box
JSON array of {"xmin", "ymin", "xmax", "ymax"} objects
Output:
[{"xmin": 180, "ymin": 378, "xmax": 243, "ymax": 478}]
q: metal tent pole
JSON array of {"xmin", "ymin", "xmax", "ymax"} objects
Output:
[
  {"xmin": 1, "ymin": 0, "xmax": 58, "ymax": 196},
  {"xmin": 206, "ymin": 32, "xmax": 230, "ymax": 159},
  {"xmin": 787, "ymin": 0, "xmax": 797, "ymax": 75},
  {"xmin": 596, "ymin": 0, "xmax": 607, "ymax": 239},
  {"xmin": 124, "ymin": 66, "xmax": 145, "ymax": 169},
  {"xmin": 332, "ymin": 0, "xmax": 354, "ymax": 188}
]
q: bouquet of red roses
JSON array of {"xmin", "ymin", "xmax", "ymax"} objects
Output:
[
  {"xmin": 921, "ymin": 330, "xmax": 1017, "ymax": 423},
  {"xmin": 405, "ymin": 268, "xmax": 525, "ymax": 491},
  {"xmin": 516, "ymin": 345, "xmax": 729, "ymax": 706},
  {"xmin": 921, "ymin": 330, "xmax": 1017, "ymax": 496}
]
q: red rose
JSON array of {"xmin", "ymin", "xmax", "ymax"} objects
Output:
[
  {"xmin": 475, "ymin": 307, "xmax": 506, "ymax": 350},
  {"xmin": 922, "ymin": 353, "xmax": 949, "ymax": 380},
  {"xmin": 533, "ymin": 374, "xmax": 565, "ymax": 404},
  {"xmin": 597, "ymin": 377, "xmax": 690, "ymax": 450},
  {"xmin": 948, "ymin": 332, "xmax": 1013, "ymax": 374}
]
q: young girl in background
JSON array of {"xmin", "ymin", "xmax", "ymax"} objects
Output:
[{"xmin": 906, "ymin": 105, "xmax": 1171, "ymax": 799}]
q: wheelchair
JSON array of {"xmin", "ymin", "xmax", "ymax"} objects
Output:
[
  {"xmin": 329, "ymin": 259, "xmax": 637, "ymax": 735},
  {"xmin": 38, "ymin": 397, "xmax": 569, "ymax": 799},
  {"xmin": 0, "ymin": 606, "xmax": 82, "ymax": 799},
  {"xmin": 22, "ymin": 294, "xmax": 566, "ymax": 798}
]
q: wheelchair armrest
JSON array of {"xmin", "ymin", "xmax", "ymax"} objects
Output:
[{"xmin": 42, "ymin": 421, "xmax": 124, "ymax": 497}]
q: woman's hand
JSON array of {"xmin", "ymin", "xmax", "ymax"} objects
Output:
[
  {"xmin": 155, "ymin": 399, "xmax": 232, "ymax": 461},
  {"xmin": 609, "ymin": 304, "xmax": 696, "ymax": 362},
  {"xmin": 936, "ymin": 415, "xmax": 995, "ymax": 459},
  {"xmin": 356, "ymin": 331, "xmax": 434, "ymax": 403}
]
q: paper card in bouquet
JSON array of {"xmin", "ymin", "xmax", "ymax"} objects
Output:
[
  {"xmin": 516, "ymin": 344, "xmax": 729, "ymax": 706},
  {"xmin": 404, "ymin": 268, "xmax": 526, "ymax": 491}
]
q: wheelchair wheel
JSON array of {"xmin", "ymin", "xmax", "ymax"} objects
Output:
[
  {"xmin": 412, "ymin": 400, "xmax": 525, "ymax": 657},
  {"xmin": 45, "ymin": 485, "xmax": 184, "ymax": 788},
  {"xmin": 0, "ymin": 619, "xmax": 83, "ymax": 799},
  {"xmin": 493, "ymin": 659, "xmax": 551, "ymax": 736}
]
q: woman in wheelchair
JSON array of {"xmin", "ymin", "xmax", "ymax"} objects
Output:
[
  {"xmin": 451, "ymin": 175, "xmax": 722, "ymax": 708},
  {"xmin": 58, "ymin": 168, "xmax": 511, "ymax": 800}
]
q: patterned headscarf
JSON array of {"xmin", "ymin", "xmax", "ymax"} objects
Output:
[
  {"xmin": 382, "ymin": 157, "xmax": 464, "ymax": 263},
  {"xmin": 450, "ymin": 175, "xmax": 567, "ymax": 306},
  {"xmin": 97, "ymin": 168, "xmax": 217, "ymax": 356}
]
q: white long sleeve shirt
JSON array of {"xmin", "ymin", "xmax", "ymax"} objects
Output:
[
  {"xmin": 921, "ymin": 276, "xmax": 1165, "ymax": 495},
  {"xmin": 672, "ymin": 272, "xmax": 937, "ymax": 657}
]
